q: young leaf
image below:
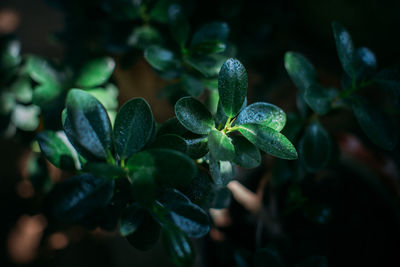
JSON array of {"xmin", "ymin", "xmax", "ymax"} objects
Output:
[
  {"xmin": 37, "ymin": 131, "xmax": 76, "ymax": 170},
  {"xmin": 352, "ymin": 98, "xmax": 398, "ymax": 150},
  {"xmin": 65, "ymin": 89, "xmax": 112, "ymax": 161},
  {"xmin": 284, "ymin": 51, "xmax": 316, "ymax": 93},
  {"xmin": 114, "ymin": 98, "xmax": 154, "ymax": 159},
  {"xmin": 162, "ymin": 226, "xmax": 195, "ymax": 267},
  {"xmin": 238, "ymin": 123, "xmax": 298, "ymax": 160},
  {"xmin": 181, "ymin": 73, "xmax": 204, "ymax": 97},
  {"xmin": 218, "ymin": 58, "xmax": 248, "ymax": 117},
  {"xmin": 304, "ymin": 84, "xmax": 333, "ymax": 115},
  {"xmin": 126, "ymin": 212, "xmax": 161, "ymax": 251},
  {"xmin": 231, "ymin": 136, "xmax": 261, "ymax": 168},
  {"xmin": 207, "ymin": 129, "xmax": 235, "ymax": 161},
  {"xmin": 50, "ymin": 174, "xmax": 115, "ymax": 223},
  {"xmin": 332, "ymin": 21, "xmax": 355, "ymax": 78},
  {"xmin": 75, "ymin": 57, "xmax": 115, "ymax": 88},
  {"xmin": 298, "ymin": 122, "xmax": 332, "ymax": 172},
  {"xmin": 126, "ymin": 151, "xmax": 157, "ymax": 206},
  {"xmin": 191, "ymin": 22, "xmax": 230, "ymax": 45},
  {"xmin": 120, "ymin": 204, "xmax": 145, "ymax": 236},
  {"xmin": 235, "ymin": 102, "xmax": 286, "ymax": 131},
  {"xmin": 175, "ymin": 96, "xmax": 215, "ymax": 134},
  {"xmin": 144, "ymin": 45, "xmax": 181, "ymax": 72}
]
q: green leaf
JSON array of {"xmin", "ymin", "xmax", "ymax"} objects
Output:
[
  {"xmin": 127, "ymin": 25, "xmax": 162, "ymax": 50},
  {"xmin": 37, "ymin": 131, "xmax": 76, "ymax": 170},
  {"xmin": 218, "ymin": 58, "xmax": 248, "ymax": 117},
  {"xmin": 26, "ymin": 56, "xmax": 59, "ymax": 85},
  {"xmin": 209, "ymin": 155, "xmax": 235, "ymax": 187},
  {"xmin": 352, "ymin": 98, "xmax": 398, "ymax": 150},
  {"xmin": 208, "ymin": 129, "xmax": 235, "ymax": 161},
  {"xmin": 0, "ymin": 38, "xmax": 21, "ymax": 70},
  {"xmin": 332, "ymin": 21, "xmax": 355, "ymax": 78},
  {"xmin": 182, "ymin": 170, "xmax": 214, "ymax": 206},
  {"xmin": 231, "ymin": 136, "xmax": 261, "ymax": 168},
  {"xmin": 238, "ymin": 123, "xmax": 298, "ymax": 160},
  {"xmin": 185, "ymin": 54, "xmax": 226, "ymax": 78},
  {"xmin": 355, "ymin": 47, "xmax": 377, "ymax": 80},
  {"xmin": 144, "ymin": 45, "xmax": 181, "ymax": 73},
  {"xmin": 82, "ymin": 162, "xmax": 126, "ymax": 179},
  {"xmin": 181, "ymin": 73, "xmax": 204, "ymax": 97},
  {"xmin": 149, "ymin": 134, "xmax": 187, "ymax": 153},
  {"xmin": 65, "ymin": 89, "xmax": 112, "ymax": 161},
  {"xmin": 191, "ymin": 22, "xmax": 230, "ymax": 45},
  {"xmin": 126, "ymin": 151, "xmax": 157, "ymax": 206},
  {"xmin": 149, "ymin": 0, "xmax": 170, "ymax": 23},
  {"xmin": 375, "ymin": 69, "xmax": 400, "ymax": 93},
  {"xmin": 157, "ymin": 117, "xmax": 188, "ymax": 137},
  {"xmin": 298, "ymin": 122, "xmax": 332, "ymax": 172},
  {"xmin": 11, "ymin": 104, "xmax": 40, "ymax": 131},
  {"xmin": 185, "ymin": 136, "xmax": 208, "ymax": 159},
  {"xmin": 304, "ymin": 84, "xmax": 333, "ymax": 115},
  {"xmin": 159, "ymin": 190, "xmax": 210, "ymax": 238},
  {"xmin": 162, "ymin": 226, "xmax": 195, "ymax": 267},
  {"xmin": 0, "ymin": 92, "xmax": 15, "ymax": 115},
  {"xmin": 126, "ymin": 212, "xmax": 161, "ymax": 251},
  {"xmin": 235, "ymin": 102, "xmax": 286, "ymax": 131},
  {"xmin": 50, "ymin": 174, "xmax": 114, "ymax": 223},
  {"xmin": 75, "ymin": 57, "xmax": 115, "ymax": 88},
  {"xmin": 114, "ymin": 98, "xmax": 154, "ymax": 159},
  {"xmin": 189, "ymin": 41, "xmax": 226, "ymax": 55},
  {"xmin": 168, "ymin": 4, "xmax": 189, "ymax": 46},
  {"xmin": 32, "ymin": 83, "xmax": 63, "ymax": 108},
  {"xmin": 86, "ymin": 84, "xmax": 119, "ymax": 110},
  {"xmin": 10, "ymin": 76, "xmax": 32, "ymax": 104},
  {"xmin": 284, "ymin": 51, "xmax": 316, "ymax": 93},
  {"xmin": 175, "ymin": 96, "xmax": 215, "ymax": 134},
  {"xmin": 120, "ymin": 204, "xmax": 145, "ymax": 236}
]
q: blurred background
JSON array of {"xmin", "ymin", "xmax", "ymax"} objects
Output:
[{"xmin": 1, "ymin": 0, "xmax": 400, "ymax": 266}]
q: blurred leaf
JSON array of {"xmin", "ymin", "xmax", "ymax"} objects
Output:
[
  {"xmin": 26, "ymin": 56, "xmax": 59, "ymax": 85},
  {"xmin": 149, "ymin": 0, "xmax": 170, "ymax": 23},
  {"xmin": 235, "ymin": 102, "xmax": 286, "ymax": 131},
  {"xmin": 218, "ymin": 58, "xmax": 248, "ymax": 117},
  {"xmin": 11, "ymin": 104, "xmax": 40, "ymax": 131},
  {"xmin": 209, "ymin": 155, "xmax": 234, "ymax": 187},
  {"xmin": 157, "ymin": 117, "xmax": 187, "ymax": 137},
  {"xmin": 231, "ymin": 135, "xmax": 261, "ymax": 168},
  {"xmin": 149, "ymin": 134, "xmax": 187, "ymax": 153},
  {"xmin": 114, "ymin": 98, "xmax": 154, "ymax": 160},
  {"xmin": 127, "ymin": 25, "xmax": 162, "ymax": 50},
  {"xmin": 295, "ymin": 256, "xmax": 328, "ymax": 267},
  {"xmin": 50, "ymin": 174, "xmax": 114, "ymax": 223},
  {"xmin": 10, "ymin": 76, "xmax": 32, "ymax": 104},
  {"xmin": 120, "ymin": 204, "xmax": 144, "ymax": 236},
  {"xmin": 168, "ymin": 4, "xmax": 189, "ymax": 47},
  {"xmin": 238, "ymin": 123, "xmax": 298, "ymax": 160},
  {"xmin": 32, "ymin": 83, "xmax": 63, "ymax": 108},
  {"xmin": 189, "ymin": 41, "xmax": 226, "ymax": 55},
  {"xmin": 284, "ymin": 51, "xmax": 316, "ymax": 93},
  {"xmin": 355, "ymin": 47, "xmax": 377, "ymax": 80},
  {"xmin": 75, "ymin": 57, "xmax": 115, "ymax": 88},
  {"xmin": 86, "ymin": 84, "xmax": 119, "ymax": 110},
  {"xmin": 0, "ymin": 92, "xmax": 15, "ymax": 114},
  {"xmin": 65, "ymin": 89, "xmax": 112, "ymax": 161},
  {"xmin": 175, "ymin": 96, "xmax": 215, "ymax": 134},
  {"xmin": 162, "ymin": 226, "xmax": 195, "ymax": 267},
  {"xmin": 332, "ymin": 21, "xmax": 355, "ymax": 78},
  {"xmin": 191, "ymin": 22, "xmax": 230, "ymax": 45},
  {"xmin": 210, "ymin": 187, "xmax": 231, "ymax": 209},
  {"xmin": 298, "ymin": 122, "xmax": 332, "ymax": 172},
  {"xmin": 144, "ymin": 45, "xmax": 181, "ymax": 74},
  {"xmin": 352, "ymin": 97, "xmax": 398, "ymax": 150},
  {"xmin": 208, "ymin": 129, "xmax": 235, "ymax": 161},
  {"xmin": 185, "ymin": 54, "xmax": 226, "ymax": 78},
  {"xmin": 254, "ymin": 248, "xmax": 284, "ymax": 267},
  {"xmin": 375, "ymin": 68, "xmax": 400, "ymax": 93},
  {"xmin": 0, "ymin": 38, "xmax": 21, "ymax": 70},
  {"xmin": 181, "ymin": 73, "xmax": 204, "ymax": 97},
  {"xmin": 304, "ymin": 84, "xmax": 333, "ymax": 115},
  {"xmin": 126, "ymin": 212, "xmax": 161, "ymax": 251},
  {"xmin": 37, "ymin": 130, "xmax": 76, "ymax": 170}
]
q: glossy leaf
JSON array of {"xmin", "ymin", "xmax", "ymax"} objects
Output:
[
  {"xmin": 191, "ymin": 22, "xmax": 230, "ymax": 45},
  {"xmin": 182, "ymin": 170, "xmax": 214, "ymax": 206},
  {"xmin": 175, "ymin": 96, "xmax": 215, "ymax": 134},
  {"xmin": 162, "ymin": 226, "xmax": 195, "ymax": 267},
  {"xmin": 75, "ymin": 57, "xmax": 115, "ymax": 88},
  {"xmin": 298, "ymin": 122, "xmax": 332, "ymax": 172},
  {"xmin": 185, "ymin": 136, "xmax": 208, "ymax": 159},
  {"xmin": 304, "ymin": 84, "xmax": 332, "ymax": 115},
  {"xmin": 26, "ymin": 56, "xmax": 59, "ymax": 85},
  {"xmin": 65, "ymin": 89, "xmax": 112, "ymax": 161},
  {"xmin": 37, "ymin": 130, "xmax": 76, "ymax": 170},
  {"xmin": 83, "ymin": 162, "xmax": 126, "ymax": 179},
  {"xmin": 181, "ymin": 73, "xmax": 204, "ymax": 97},
  {"xmin": 235, "ymin": 102, "xmax": 286, "ymax": 131},
  {"xmin": 218, "ymin": 58, "xmax": 248, "ymax": 117},
  {"xmin": 231, "ymin": 136, "xmax": 261, "ymax": 168},
  {"xmin": 144, "ymin": 45, "xmax": 181, "ymax": 72},
  {"xmin": 208, "ymin": 129, "xmax": 235, "ymax": 161},
  {"xmin": 50, "ymin": 174, "xmax": 114, "ymax": 223},
  {"xmin": 238, "ymin": 123, "xmax": 298, "ymax": 160},
  {"xmin": 209, "ymin": 156, "xmax": 235, "ymax": 187},
  {"xmin": 284, "ymin": 51, "xmax": 316, "ymax": 93},
  {"xmin": 332, "ymin": 21, "xmax": 355, "ymax": 78},
  {"xmin": 120, "ymin": 204, "xmax": 145, "ymax": 236},
  {"xmin": 114, "ymin": 98, "xmax": 154, "ymax": 159},
  {"xmin": 126, "ymin": 212, "xmax": 161, "ymax": 251},
  {"xmin": 126, "ymin": 151, "xmax": 157, "ymax": 206},
  {"xmin": 352, "ymin": 98, "xmax": 398, "ymax": 150}
]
